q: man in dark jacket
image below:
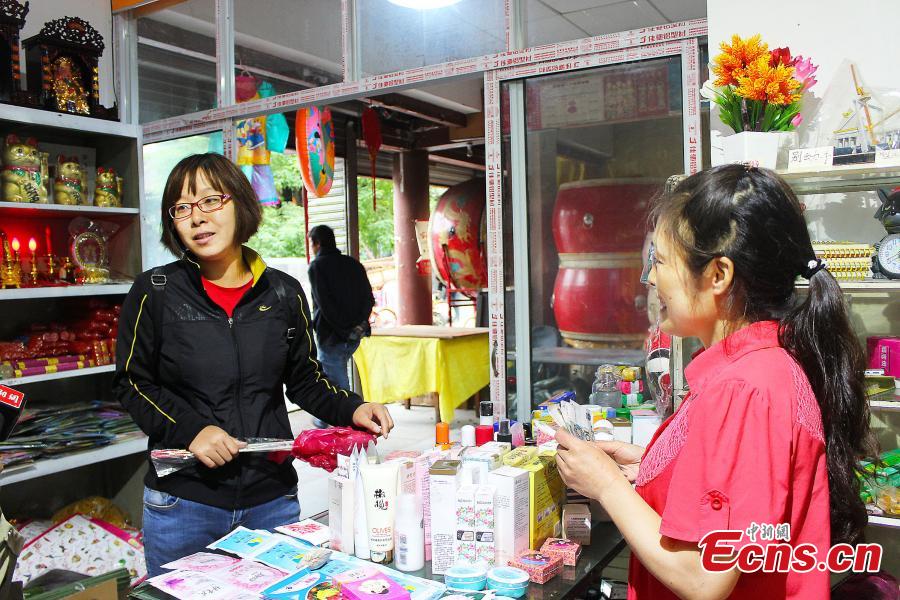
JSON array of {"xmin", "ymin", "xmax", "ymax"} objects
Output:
[{"xmin": 308, "ymin": 225, "xmax": 375, "ymax": 426}]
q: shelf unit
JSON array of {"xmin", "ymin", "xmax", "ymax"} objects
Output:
[
  {"xmin": 0, "ymin": 435, "xmax": 147, "ymax": 485},
  {"xmin": 0, "ymin": 201, "xmax": 140, "ymax": 217},
  {"xmin": 0, "ymin": 284, "xmax": 132, "ymax": 300},
  {"xmin": 784, "ymin": 165, "xmax": 900, "ymax": 536},
  {"xmin": 0, "ymin": 104, "xmax": 144, "ymax": 500},
  {"xmin": 1, "ymin": 365, "xmax": 116, "ymax": 387}
]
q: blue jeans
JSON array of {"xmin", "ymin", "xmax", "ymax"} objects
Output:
[
  {"xmin": 317, "ymin": 339, "xmax": 360, "ymax": 391},
  {"xmin": 142, "ymin": 486, "xmax": 300, "ymax": 578}
]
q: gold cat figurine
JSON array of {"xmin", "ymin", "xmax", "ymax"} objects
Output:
[
  {"xmin": 94, "ymin": 167, "xmax": 121, "ymax": 207},
  {"xmin": 54, "ymin": 156, "xmax": 85, "ymax": 205},
  {"xmin": 2, "ymin": 134, "xmax": 47, "ymax": 203}
]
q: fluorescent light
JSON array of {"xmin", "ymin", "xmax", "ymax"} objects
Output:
[{"xmin": 387, "ymin": 0, "xmax": 463, "ymax": 8}]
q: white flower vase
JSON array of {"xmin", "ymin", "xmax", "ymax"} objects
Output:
[{"xmin": 722, "ymin": 131, "xmax": 798, "ymax": 170}]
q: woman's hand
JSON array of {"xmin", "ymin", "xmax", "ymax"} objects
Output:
[
  {"xmin": 352, "ymin": 403, "xmax": 394, "ymax": 439},
  {"xmin": 555, "ymin": 429, "xmax": 630, "ymax": 501},
  {"xmin": 593, "ymin": 440, "xmax": 644, "ymax": 483},
  {"xmin": 189, "ymin": 425, "xmax": 247, "ymax": 468}
]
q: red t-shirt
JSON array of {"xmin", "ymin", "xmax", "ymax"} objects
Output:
[
  {"xmin": 202, "ymin": 276, "xmax": 252, "ymax": 317},
  {"xmin": 629, "ymin": 321, "xmax": 830, "ymax": 600}
]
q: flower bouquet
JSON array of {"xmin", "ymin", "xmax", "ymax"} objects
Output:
[{"xmin": 704, "ymin": 34, "xmax": 818, "ymax": 133}]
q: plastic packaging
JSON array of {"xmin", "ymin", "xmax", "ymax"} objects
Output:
[
  {"xmin": 436, "ymin": 421, "xmax": 450, "ymax": 448},
  {"xmin": 475, "ymin": 425, "xmax": 493, "ymax": 446},
  {"xmin": 461, "ymin": 425, "xmax": 476, "ymax": 447},
  {"xmin": 589, "ymin": 365, "xmax": 622, "ymax": 407},
  {"xmin": 445, "ymin": 563, "xmax": 488, "ymax": 591},
  {"xmin": 149, "ymin": 428, "xmax": 374, "ymax": 477},
  {"xmin": 480, "ymin": 401, "xmax": 494, "ymax": 426},
  {"xmin": 360, "ymin": 461, "xmax": 400, "ymax": 563},
  {"xmin": 394, "ymin": 493, "xmax": 425, "ymax": 572},
  {"xmin": 487, "ymin": 567, "xmax": 530, "ymax": 598}
]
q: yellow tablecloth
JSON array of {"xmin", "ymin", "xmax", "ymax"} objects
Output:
[{"xmin": 353, "ymin": 328, "xmax": 489, "ymax": 423}]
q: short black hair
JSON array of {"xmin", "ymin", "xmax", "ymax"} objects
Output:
[
  {"xmin": 309, "ymin": 224, "xmax": 336, "ymax": 250},
  {"xmin": 160, "ymin": 153, "xmax": 262, "ymax": 256}
]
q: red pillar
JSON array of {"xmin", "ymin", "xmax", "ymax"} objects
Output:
[{"xmin": 393, "ymin": 150, "xmax": 432, "ymax": 325}]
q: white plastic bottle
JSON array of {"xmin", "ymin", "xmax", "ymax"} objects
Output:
[{"xmin": 394, "ymin": 493, "xmax": 425, "ymax": 572}]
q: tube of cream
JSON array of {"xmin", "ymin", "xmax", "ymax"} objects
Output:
[
  {"xmin": 354, "ymin": 448, "xmax": 371, "ymax": 560},
  {"xmin": 359, "ymin": 461, "xmax": 401, "ymax": 564}
]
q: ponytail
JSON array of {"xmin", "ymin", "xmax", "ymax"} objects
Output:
[{"xmin": 780, "ymin": 265, "xmax": 877, "ymax": 545}]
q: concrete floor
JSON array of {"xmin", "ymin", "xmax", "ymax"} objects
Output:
[{"xmin": 289, "ymin": 403, "xmax": 479, "ymax": 519}]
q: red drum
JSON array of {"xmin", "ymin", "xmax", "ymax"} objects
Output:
[
  {"xmin": 552, "ymin": 179, "xmax": 659, "ymax": 255},
  {"xmin": 551, "ymin": 179, "xmax": 660, "ymax": 346},
  {"xmin": 429, "ymin": 178, "xmax": 487, "ymax": 294}
]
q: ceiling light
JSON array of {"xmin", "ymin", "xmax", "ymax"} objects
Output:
[{"xmin": 388, "ymin": 0, "xmax": 463, "ymax": 9}]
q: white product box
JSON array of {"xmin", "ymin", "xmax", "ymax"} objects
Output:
[
  {"xmin": 487, "ymin": 466, "xmax": 530, "ymax": 566},
  {"xmin": 429, "ymin": 459, "xmax": 462, "ymax": 575}
]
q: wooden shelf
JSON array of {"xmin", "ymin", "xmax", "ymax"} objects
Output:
[
  {"xmin": 0, "ymin": 284, "xmax": 132, "ymax": 300},
  {"xmin": 0, "ymin": 435, "xmax": 147, "ymax": 485},
  {"xmin": 778, "ymin": 164, "xmax": 900, "ymax": 195},
  {"xmin": 1, "ymin": 364, "xmax": 115, "ymax": 387},
  {"xmin": 0, "ymin": 201, "xmax": 139, "ymax": 217},
  {"xmin": 0, "ymin": 104, "xmax": 140, "ymax": 139}
]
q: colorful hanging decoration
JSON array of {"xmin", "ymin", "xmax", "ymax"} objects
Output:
[
  {"xmin": 234, "ymin": 73, "xmax": 288, "ymax": 206},
  {"xmin": 295, "ymin": 106, "xmax": 335, "ymax": 198},
  {"xmin": 361, "ymin": 107, "xmax": 382, "ymax": 210}
]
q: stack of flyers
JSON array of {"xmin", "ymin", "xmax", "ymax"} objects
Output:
[
  {"xmin": 208, "ymin": 527, "xmax": 331, "ymax": 572},
  {"xmin": 147, "ymin": 570, "xmax": 256, "ymax": 599},
  {"xmin": 276, "ymin": 519, "xmax": 331, "ymax": 546},
  {"xmin": 161, "ymin": 552, "xmax": 240, "ymax": 573},
  {"xmin": 207, "ymin": 526, "xmax": 274, "ymax": 557}
]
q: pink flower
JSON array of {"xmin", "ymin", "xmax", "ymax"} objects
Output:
[
  {"xmin": 793, "ymin": 56, "xmax": 818, "ymax": 91},
  {"xmin": 791, "ymin": 114, "xmax": 803, "ymax": 127}
]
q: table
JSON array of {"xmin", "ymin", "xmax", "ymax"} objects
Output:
[
  {"xmin": 130, "ymin": 515, "xmax": 625, "ymax": 600},
  {"xmin": 354, "ymin": 326, "xmax": 489, "ymax": 422}
]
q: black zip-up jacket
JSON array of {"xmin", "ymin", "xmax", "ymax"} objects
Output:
[
  {"xmin": 308, "ymin": 248, "xmax": 375, "ymax": 348},
  {"xmin": 113, "ymin": 248, "xmax": 364, "ymax": 509}
]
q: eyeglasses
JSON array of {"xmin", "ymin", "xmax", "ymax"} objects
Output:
[{"xmin": 168, "ymin": 194, "xmax": 231, "ymax": 220}]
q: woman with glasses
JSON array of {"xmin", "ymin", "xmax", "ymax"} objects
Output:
[{"xmin": 113, "ymin": 153, "xmax": 394, "ymax": 576}]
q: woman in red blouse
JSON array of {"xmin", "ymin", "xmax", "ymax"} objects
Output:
[{"xmin": 555, "ymin": 165, "xmax": 877, "ymax": 599}]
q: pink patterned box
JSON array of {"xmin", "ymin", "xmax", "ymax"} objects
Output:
[
  {"xmin": 540, "ymin": 537, "xmax": 582, "ymax": 566},
  {"xmin": 508, "ymin": 550, "xmax": 562, "ymax": 584}
]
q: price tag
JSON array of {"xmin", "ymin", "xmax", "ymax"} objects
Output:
[
  {"xmin": 0, "ymin": 385, "xmax": 24, "ymax": 409},
  {"xmin": 787, "ymin": 146, "xmax": 834, "ymax": 171},
  {"xmin": 875, "ymin": 148, "xmax": 900, "ymax": 168}
]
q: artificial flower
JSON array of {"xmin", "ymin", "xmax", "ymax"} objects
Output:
[
  {"xmin": 735, "ymin": 54, "xmax": 802, "ymax": 106},
  {"xmin": 769, "ymin": 47, "xmax": 796, "ymax": 67},
  {"xmin": 791, "ymin": 114, "xmax": 803, "ymax": 127},
  {"xmin": 712, "ymin": 34, "xmax": 769, "ymax": 87},
  {"xmin": 792, "ymin": 56, "xmax": 819, "ymax": 91}
]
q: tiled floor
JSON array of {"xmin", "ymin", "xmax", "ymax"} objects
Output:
[{"xmin": 289, "ymin": 403, "xmax": 479, "ymax": 519}]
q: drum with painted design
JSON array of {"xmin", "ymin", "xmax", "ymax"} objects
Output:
[{"xmin": 429, "ymin": 178, "xmax": 487, "ymax": 295}]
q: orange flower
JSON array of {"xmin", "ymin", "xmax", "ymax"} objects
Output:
[
  {"xmin": 712, "ymin": 34, "xmax": 769, "ymax": 87},
  {"xmin": 734, "ymin": 55, "xmax": 802, "ymax": 105}
]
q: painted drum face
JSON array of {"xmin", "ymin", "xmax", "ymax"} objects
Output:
[
  {"xmin": 430, "ymin": 178, "xmax": 488, "ymax": 294},
  {"xmin": 296, "ymin": 106, "xmax": 335, "ymax": 198}
]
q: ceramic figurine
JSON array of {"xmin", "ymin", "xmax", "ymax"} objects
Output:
[
  {"xmin": 1, "ymin": 134, "xmax": 46, "ymax": 203},
  {"xmin": 93, "ymin": 167, "xmax": 120, "ymax": 207},
  {"xmin": 54, "ymin": 155, "xmax": 85, "ymax": 205}
]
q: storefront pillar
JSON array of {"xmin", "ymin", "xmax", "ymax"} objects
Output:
[{"xmin": 393, "ymin": 150, "xmax": 432, "ymax": 325}]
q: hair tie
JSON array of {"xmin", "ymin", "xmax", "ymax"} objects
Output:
[{"xmin": 802, "ymin": 258, "xmax": 826, "ymax": 279}]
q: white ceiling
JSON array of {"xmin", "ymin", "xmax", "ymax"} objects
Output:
[{"xmin": 144, "ymin": 0, "xmax": 706, "ymax": 117}]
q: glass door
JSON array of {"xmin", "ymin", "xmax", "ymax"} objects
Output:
[{"xmin": 490, "ymin": 48, "xmax": 701, "ymax": 422}]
